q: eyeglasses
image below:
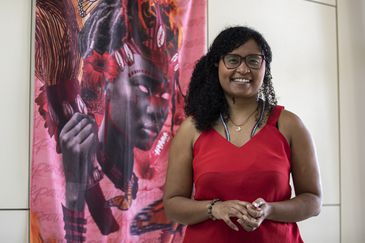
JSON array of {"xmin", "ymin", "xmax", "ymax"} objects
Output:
[{"xmin": 222, "ymin": 54, "xmax": 265, "ymax": 70}]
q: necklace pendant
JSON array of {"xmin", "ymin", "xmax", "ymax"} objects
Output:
[{"xmin": 235, "ymin": 126, "xmax": 242, "ymax": 132}]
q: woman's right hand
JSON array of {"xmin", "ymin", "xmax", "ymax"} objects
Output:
[
  {"xmin": 59, "ymin": 112, "xmax": 98, "ymax": 210},
  {"xmin": 211, "ymin": 200, "xmax": 254, "ymax": 231}
]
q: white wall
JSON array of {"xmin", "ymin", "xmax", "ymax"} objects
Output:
[
  {"xmin": 0, "ymin": 0, "xmax": 364, "ymax": 242},
  {"xmin": 338, "ymin": 0, "xmax": 365, "ymax": 242}
]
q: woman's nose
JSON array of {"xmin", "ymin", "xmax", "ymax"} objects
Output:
[
  {"xmin": 236, "ymin": 61, "xmax": 250, "ymax": 73},
  {"xmin": 146, "ymin": 97, "xmax": 167, "ymax": 117},
  {"xmin": 146, "ymin": 99, "xmax": 161, "ymax": 115}
]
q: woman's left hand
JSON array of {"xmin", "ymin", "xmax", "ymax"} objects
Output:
[{"xmin": 237, "ymin": 198, "xmax": 272, "ymax": 232}]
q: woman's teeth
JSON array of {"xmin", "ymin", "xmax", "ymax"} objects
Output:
[{"xmin": 232, "ymin": 78, "xmax": 250, "ymax": 83}]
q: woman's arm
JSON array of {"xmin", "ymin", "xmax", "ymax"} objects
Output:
[
  {"xmin": 163, "ymin": 117, "xmax": 211, "ymax": 225},
  {"xmin": 268, "ymin": 110, "xmax": 322, "ymax": 221},
  {"xmin": 163, "ymin": 117, "xmax": 250, "ymax": 230},
  {"xmin": 246, "ymin": 110, "xmax": 322, "ymax": 224}
]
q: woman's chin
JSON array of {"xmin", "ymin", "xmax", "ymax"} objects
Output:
[
  {"xmin": 135, "ymin": 140, "xmax": 154, "ymax": 151},
  {"xmin": 135, "ymin": 132, "xmax": 158, "ymax": 151}
]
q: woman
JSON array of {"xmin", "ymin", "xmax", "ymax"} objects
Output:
[
  {"xmin": 58, "ymin": 0, "xmax": 181, "ymax": 240},
  {"xmin": 163, "ymin": 26, "xmax": 322, "ymax": 242}
]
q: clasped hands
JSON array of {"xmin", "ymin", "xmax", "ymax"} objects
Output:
[{"xmin": 211, "ymin": 198, "xmax": 271, "ymax": 232}]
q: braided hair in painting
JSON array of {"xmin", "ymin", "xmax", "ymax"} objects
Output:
[{"xmin": 185, "ymin": 26, "xmax": 277, "ymax": 131}]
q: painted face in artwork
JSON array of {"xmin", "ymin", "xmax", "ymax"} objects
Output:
[
  {"xmin": 218, "ymin": 39, "xmax": 266, "ymax": 100},
  {"xmin": 108, "ymin": 54, "xmax": 170, "ymax": 150}
]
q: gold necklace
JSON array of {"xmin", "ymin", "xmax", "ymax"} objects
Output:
[{"xmin": 229, "ymin": 107, "xmax": 257, "ymax": 132}]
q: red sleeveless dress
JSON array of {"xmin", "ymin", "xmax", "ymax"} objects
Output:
[{"xmin": 183, "ymin": 106, "xmax": 303, "ymax": 243}]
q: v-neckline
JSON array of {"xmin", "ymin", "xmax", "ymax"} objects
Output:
[{"xmin": 212, "ymin": 123, "xmax": 268, "ymax": 149}]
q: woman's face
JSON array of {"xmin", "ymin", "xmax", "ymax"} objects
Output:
[
  {"xmin": 108, "ymin": 54, "xmax": 170, "ymax": 150},
  {"xmin": 218, "ymin": 39, "xmax": 265, "ymax": 100}
]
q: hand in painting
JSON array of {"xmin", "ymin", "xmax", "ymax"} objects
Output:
[{"xmin": 59, "ymin": 112, "xmax": 98, "ymax": 211}]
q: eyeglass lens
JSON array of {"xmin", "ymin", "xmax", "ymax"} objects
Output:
[{"xmin": 223, "ymin": 54, "xmax": 263, "ymax": 69}]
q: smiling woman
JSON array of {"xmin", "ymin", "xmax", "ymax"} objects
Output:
[{"xmin": 163, "ymin": 26, "xmax": 322, "ymax": 243}]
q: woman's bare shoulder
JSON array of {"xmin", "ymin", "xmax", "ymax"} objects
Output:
[
  {"xmin": 278, "ymin": 109, "xmax": 309, "ymax": 145},
  {"xmin": 174, "ymin": 116, "xmax": 201, "ymax": 147},
  {"xmin": 279, "ymin": 109, "xmax": 305, "ymax": 130}
]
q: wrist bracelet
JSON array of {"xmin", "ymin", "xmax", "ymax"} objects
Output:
[{"xmin": 207, "ymin": 199, "xmax": 220, "ymax": 220}]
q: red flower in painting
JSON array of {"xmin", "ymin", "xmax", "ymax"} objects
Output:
[{"xmin": 82, "ymin": 50, "xmax": 120, "ymax": 89}]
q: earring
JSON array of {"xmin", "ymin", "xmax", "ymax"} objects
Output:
[
  {"xmin": 264, "ymin": 69, "xmax": 272, "ymax": 81},
  {"xmin": 265, "ymin": 73, "xmax": 272, "ymax": 80},
  {"xmin": 256, "ymin": 87, "xmax": 265, "ymax": 102}
]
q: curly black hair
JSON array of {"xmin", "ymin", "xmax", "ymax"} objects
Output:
[{"xmin": 185, "ymin": 26, "xmax": 277, "ymax": 131}]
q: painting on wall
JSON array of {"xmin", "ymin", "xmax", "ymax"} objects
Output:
[{"xmin": 30, "ymin": 0, "xmax": 206, "ymax": 242}]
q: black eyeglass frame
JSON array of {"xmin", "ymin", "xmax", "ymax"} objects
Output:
[{"xmin": 222, "ymin": 53, "xmax": 266, "ymax": 70}]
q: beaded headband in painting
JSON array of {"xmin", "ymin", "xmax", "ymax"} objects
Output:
[{"xmin": 79, "ymin": 0, "xmax": 181, "ymax": 121}]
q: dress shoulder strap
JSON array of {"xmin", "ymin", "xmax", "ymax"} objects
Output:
[{"xmin": 266, "ymin": 105, "xmax": 284, "ymax": 126}]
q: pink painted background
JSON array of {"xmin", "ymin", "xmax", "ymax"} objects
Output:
[{"xmin": 31, "ymin": 1, "xmax": 206, "ymax": 242}]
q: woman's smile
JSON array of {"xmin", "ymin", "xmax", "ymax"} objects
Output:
[{"xmin": 230, "ymin": 77, "xmax": 251, "ymax": 84}]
